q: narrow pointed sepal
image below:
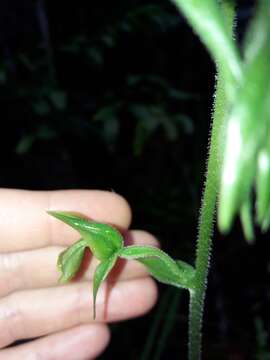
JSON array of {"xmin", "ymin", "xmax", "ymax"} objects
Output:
[
  {"xmin": 47, "ymin": 211, "xmax": 123, "ymax": 261},
  {"xmin": 92, "ymin": 253, "xmax": 119, "ymax": 319}
]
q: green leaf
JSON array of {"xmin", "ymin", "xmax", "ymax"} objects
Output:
[
  {"xmin": 256, "ymin": 142, "xmax": 270, "ymax": 225},
  {"xmin": 240, "ymin": 197, "xmax": 255, "ymax": 244},
  {"xmin": 47, "ymin": 211, "xmax": 123, "ymax": 261},
  {"xmin": 15, "ymin": 134, "xmax": 36, "ymax": 155},
  {"xmin": 176, "ymin": 260, "xmax": 196, "ymax": 284},
  {"xmin": 33, "ymin": 100, "xmax": 51, "ymax": 116},
  {"xmin": 262, "ymin": 206, "xmax": 270, "ymax": 233},
  {"xmin": 93, "ymin": 253, "xmax": 118, "ymax": 319},
  {"xmin": 243, "ymin": 0, "xmax": 270, "ymax": 66},
  {"xmin": 49, "ymin": 90, "xmax": 67, "ymax": 110},
  {"xmin": 218, "ymin": 0, "xmax": 270, "ymax": 233},
  {"xmin": 57, "ymin": 238, "xmax": 87, "ymax": 282},
  {"xmin": 173, "ymin": 0, "xmax": 242, "ymax": 95},
  {"xmin": 119, "ymin": 245, "xmax": 195, "ymax": 290},
  {"xmin": 0, "ymin": 69, "xmax": 6, "ymax": 84}
]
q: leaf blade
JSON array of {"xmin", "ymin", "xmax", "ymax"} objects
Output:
[
  {"xmin": 57, "ymin": 238, "xmax": 87, "ymax": 282},
  {"xmin": 119, "ymin": 246, "xmax": 195, "ymax": 290}
]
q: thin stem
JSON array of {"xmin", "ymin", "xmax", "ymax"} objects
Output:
[
  {"xmin": 188, "ymin": 73, "xmax": 225, "ymax": 360},
  {"xmin": 188, "ymin": 2, "xmax": 236, "ymax": 359}
]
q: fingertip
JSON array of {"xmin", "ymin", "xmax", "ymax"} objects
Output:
[
  {"xmin": 0, "ymin": 189, "xmax": 132, "ymax": 251},
  {"xmin": 47, "ymin": 189, "xmax": 132, "ymax": 247},
  {"xmin": 141, "ymin": 277, "xmax": 159, "ymax": 315},
  {"xmin": 102, "ymin": 277, "xmax": 159, "ymax": 321},
  {"xmin": 127, "ymin": 277, "xmax": 159, "ymax": 318},
  {"xmin": 79, "ymin": 324, "xmax": 111, "ymax": 359},
  {"xmin": 125, "ymin": 230, "xmax": 160, "ymax": 248},
  {"xmin": 0, "ymin": 324, "xmax": 111, "ymax": 360},
  {"xmin": 105, "ymin": 191, "xmax": 132, "ymax": 229},
  {"xmin": 50, "ymin": 190, "xmax": 132, "ymax": 229}
]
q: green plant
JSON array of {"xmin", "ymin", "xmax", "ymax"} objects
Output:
[
  {"xmin": 47, "ymin": 211, "xmax": 195, "ymax": 319},
  {"xmin": 47, "ymin": 0, "xmax": 270, "ymax": 358}
]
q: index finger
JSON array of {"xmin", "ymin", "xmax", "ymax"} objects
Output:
[{"xmin": 0, "ymin": 189, "xmax": 132, "ymax": 252}]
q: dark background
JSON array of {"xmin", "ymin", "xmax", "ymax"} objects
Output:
[{"xmin": 1, "ymin": 1, "xmax": 269, "ymax": 359}]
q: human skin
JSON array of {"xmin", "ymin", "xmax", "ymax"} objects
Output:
[{"xmin": 0, "ymin": 189, "xmax": 158, "ymax": 359}]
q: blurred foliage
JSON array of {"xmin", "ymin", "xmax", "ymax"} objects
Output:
[
  {"xmin": 255, "ymin": 317, "xmax": 270, "ymax": 359},
  {"xmin": 1, "ymin": 1, "xmax": 194, "ymax": 156}
]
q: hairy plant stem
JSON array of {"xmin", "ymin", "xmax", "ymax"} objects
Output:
[
  {"xmin": 188, "ymin": 2, "xmax": 236, "ymax": 359},
  {"xmin": 188, "ymin": 75, "xmax": 225, "ymax": 360}
]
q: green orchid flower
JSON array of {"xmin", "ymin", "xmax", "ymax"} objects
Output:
[{"xmin": 48, "ymin": 211, "xmax": 195, "ymax": 319}]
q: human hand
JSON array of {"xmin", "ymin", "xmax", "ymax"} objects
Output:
[{"xmin": 0, "ymin": 189, "xmax": 158, "ymax": 359}]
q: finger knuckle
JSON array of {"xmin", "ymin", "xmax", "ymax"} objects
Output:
[{"xmin": 0, "ymin": 294, "xmax": 21, "ymax": 348}]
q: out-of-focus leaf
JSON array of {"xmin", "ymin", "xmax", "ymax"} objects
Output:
[
  {"xmin": 256, "ymin": 139, "xmax": 270, "ymax": 226},
  {"xmin": 49, "ymin": 90, "xmax": 67, "ymax": 110},
  {"xmin": 0, "ymin": 69, "xmax": 6, "ymax": 84},
  {"xmin": 119, "ymin": 245, "xmax": 195, "ymax": 289},
  {"xmin": 131, "ymin": 105, "xmax": 160, "ymax": 155},
  {"xmin": 60, "ymin": 35, "xmax": 86, "ymax": 53},
  {"xmin": 161, "ymin": 117, "xmax": 178, "ymax": 141},
  {"xmin": 86, "ymin": 48, "xmax": 104, "ymax": 66},
  {"xmin": 94, "ymin": 104, "xmax": 121, "ymax": 145},
  {"xmin": 37, "ymin": 125, "xmax": 56, "ymax": 140},
  {"xmin": 168, "ymin": 88, "xmax": 197, "ymax": 101},
  {"xmin": 94, "ymin": 104, "xmax": 121, "ymax": 123},
  {"xmin": 173, "ymin": 0, "xmax": 242, "ymax": 95},
  {"xmin": 131, "ymin": 103, "xmax": 193, "ymax": 155},
  {"xmin": 18, "ymin": 53, "xmax": 36, "ymax": 72},
  {"xmin": 47, "ymin": 211, "xmax": 123, "ymax": 261},
  {"xmin": 15, "ymin": 125, "xmax": 56, "ymax": 155},
  {"xmin": 254, "ymin": 316, "xmax": 270, "ymax": 358},
  {"xmin": 103, "ymin": 117, "xmax": 119, "ymax": 144},
  {"xmin": 101, "ymin": 34, "xmax": 115, "ymax": 48},
  {"xmin": 173, "ymin": 114, "xmax": 194, "ymax": 134},
  {"xmin": 93, "ymin": 253, "xmax": 118, "ymax": 319},
  {"xmin": 33, "ymin": 100, "xmax": 51, "ymax": 116},
  {"xmin": 262, "ymin": 207, "xmax": 270, "ymax": 233},
  {"xmin": 15, "ymin": 134, "xmax": 35, "ymax": 155},
  {"xmin": 133, "ymin": 121, "xmax": 151, "ymax": 156},
  {"xmin": 131, "ymin": 105, "xmax": 160, "ymax": 131},
  {"xmin": 57, "ymin": 239, "xmax": 87, "ymax": 282},
  {"xmin": 240, "ymin": 197, "xmax": 255, "ymax": 244},
  {"xmin": 218, "ymin": 0, "xmax": 270, "ymax": 234}
]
